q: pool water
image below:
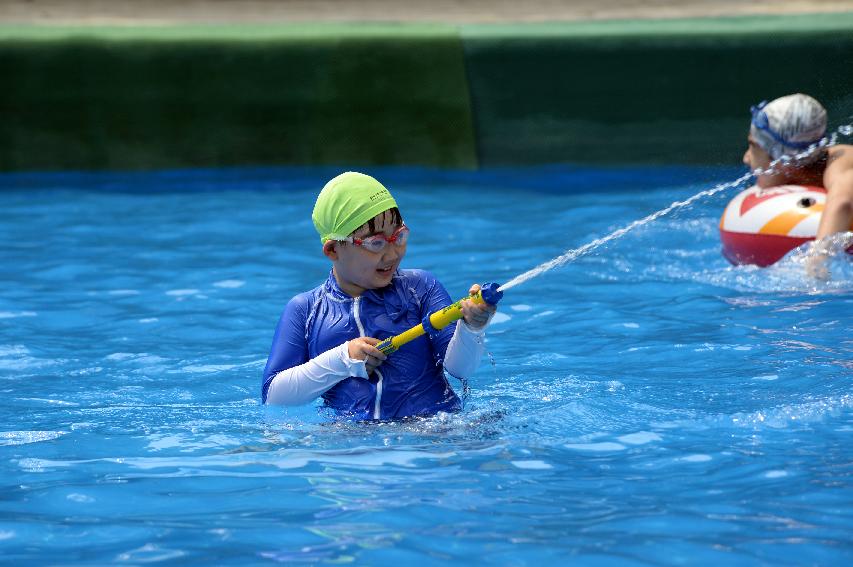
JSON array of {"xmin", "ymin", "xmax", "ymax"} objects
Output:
[{"xmin": 1, "ymin": 167, "xmax": 851, "ymax": 564}]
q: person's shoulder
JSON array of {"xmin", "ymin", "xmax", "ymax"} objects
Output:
[
  {"xmin": 827, "ymin": 144, "xmax": 853, "ymax": 166},
  {"xmin": 823, "ymin": 145, "xmax": 853, "ymax": 184},
  {"xmin": 283, "ymin": 283, "xmax": 325, "ymax": 313},
  {"xmin": 394, "ymin": 269, "xmax": 452, "ymax": 302},
  {"xmin": 396, "ymin": 268, "xmax": 442, "ymax": 286}
]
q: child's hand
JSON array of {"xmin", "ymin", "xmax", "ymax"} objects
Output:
[
  {"xmin": 348, "ymin": 337, "xmax": 387, "ymax": 374},
  {"xmin": 805, "ymin": 242, "xmax": 831, "ymax": 280},
  {"xmin": 805, "ymin": 252, "xmax": 830, "ymax": 280},
  {"xmin": 460, "ymin": 284, "xmax": 497, "ymax": 330}
]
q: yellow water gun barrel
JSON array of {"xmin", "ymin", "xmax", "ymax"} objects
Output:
[{"xmin": 376, "ymin": 283, "xmax": 503, "ymax": 355}]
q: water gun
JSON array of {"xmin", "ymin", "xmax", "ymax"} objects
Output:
[{"xmin": 376, "ymin": 283, "xmax": 503, "ymax": 355}]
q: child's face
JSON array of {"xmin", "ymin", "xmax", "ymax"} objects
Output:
[
  {"xmin": 331, "ymin": 210, "xmax": 407, "ymax": 295},
  {"xmin": 743, "ymin": 134, "xmax": 784, "ymax": 188}
]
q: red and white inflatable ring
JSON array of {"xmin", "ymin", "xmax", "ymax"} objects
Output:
[{"xmin": 719, "ymin": 185, "xmax": 850, "ymax": 267}]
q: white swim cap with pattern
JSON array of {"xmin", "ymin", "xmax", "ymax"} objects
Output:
[{"xmin": 750, "ymin": 93, "xmax": 827, "ymax": 162}]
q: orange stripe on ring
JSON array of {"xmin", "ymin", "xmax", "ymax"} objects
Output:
[{"xmin": 759, "ymin": 204, "xmax": 824, "ymax": 235}]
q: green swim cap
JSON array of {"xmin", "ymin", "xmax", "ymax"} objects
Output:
[{"xmin": 312, "ymin": 172, "xmax": 398, "ymax": 243}]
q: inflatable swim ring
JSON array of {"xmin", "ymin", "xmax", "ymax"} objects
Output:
[{"xmin": 719, "ymin": 185, "xmax": 833, "ymax": 266}]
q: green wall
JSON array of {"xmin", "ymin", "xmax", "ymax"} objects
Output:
[
  {"xmin": 461, "ymin": 15, "xmax": 853, "ymax": 166},
  {"xmin": 1, "ymin": 14, "xmax": 852, "ymax": 172},
  {"xmin": 0, "ymin": 25, "xmax": 478, "ymax": 171}
]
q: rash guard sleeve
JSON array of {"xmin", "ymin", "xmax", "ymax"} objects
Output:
[
  {"xmin": 265, "ymin": 342, "xmax": 369, "ymax": 406},
  {"xmin": 262, "ymin": 294, "xmax": 369, "ymax": 405},
  {"xmin": 262, "ymin": 294, "xmax": 310, "ymax": 403},
  {"xmin": 414, "ymin": 270, "xmax": 490, "ymax": 378},
  {"xmin": 443, "ymin": 320, "xmax": 488, "ymax": 380}
]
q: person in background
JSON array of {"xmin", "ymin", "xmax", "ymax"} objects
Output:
[
  {"xmin": 742, "ymin": 93, "xmax": 853, "ymax": 276},
  {"xmin": 262, "ymin": 171, "xmax": 496, "ymax": 420}
]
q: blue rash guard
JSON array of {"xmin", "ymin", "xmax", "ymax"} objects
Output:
[{"xmin": 262, "ymin": 269, "xmax": 461, "ymax": 420}]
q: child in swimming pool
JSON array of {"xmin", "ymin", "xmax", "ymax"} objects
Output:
[
  {"xmin": 262, "ymin": 171, "xmax": 497, "ymax": 419},
  {"xmin": 742, "ymin": 93, "xmax": 853, "ymax": 277}
]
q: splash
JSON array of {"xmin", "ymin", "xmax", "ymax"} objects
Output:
[
  {"xmin": 499, "ymin": 124, "xmax": 853, "ymax": 292},
  {"xmin": 699, "ymin": 231, "xmax": 853, "ymax": 294}
]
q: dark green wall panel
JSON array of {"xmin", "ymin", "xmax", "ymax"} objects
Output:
[
  {"xmin": 461, "ymin": 17, "xmax": 853, "ymax": 166},
  {"xmin": 0, "ymin": 28, "xmax": 478, "ymax": 171}
]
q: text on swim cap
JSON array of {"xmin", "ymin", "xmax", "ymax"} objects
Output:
[{"xmin": 369, "ymin": 189, "xmax": 390, "ymax": 202}]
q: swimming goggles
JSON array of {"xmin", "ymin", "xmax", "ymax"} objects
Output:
[
  {"xmin": 339, "ymin": 224, "xmax": 409, "ymax": 253},
  {"xmin": 750, "ymin": 100, "xmax": 823, "ymax": 150}
]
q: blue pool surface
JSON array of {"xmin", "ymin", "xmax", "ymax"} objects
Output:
[{"xmin": 1, "ymin": 166, "xmax": 851, "ymax": 565}]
